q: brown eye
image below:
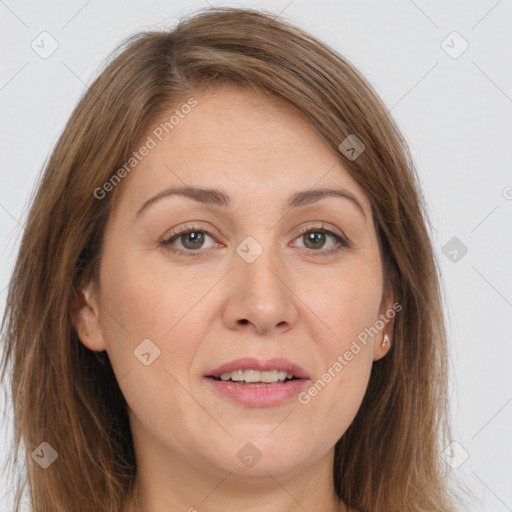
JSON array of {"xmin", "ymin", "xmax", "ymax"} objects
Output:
[
  {"xmin": 161, "ymin": 226, "xmax": 216, "ymax": 256},
  {"xmin": 302, "ymin": 231, "xmax": 328, "ymax": 250},
  {"xmin": 293, "ymin": 225, "xmax": 349, "ymax": 255},
  {"xmin": 178, "ymin": 231, "xmax": 206, "ymax": 250},
  {"xmin": 161, "ymin": 223, "xmax": 350, "ymax": 258}
]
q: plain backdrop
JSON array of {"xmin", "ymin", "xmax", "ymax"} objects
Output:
[{"xmin": 1, "ymin": 1, "xmax": 511, "ymax": 510}]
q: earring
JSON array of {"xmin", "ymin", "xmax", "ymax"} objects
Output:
[{"xmin": 382, "ymin": 333, "xmax": 389, "ymax": 348}]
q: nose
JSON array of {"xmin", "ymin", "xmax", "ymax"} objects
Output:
[{"xmin": 221, "ymin": 238, "xmax": 299, "ymax": 336}]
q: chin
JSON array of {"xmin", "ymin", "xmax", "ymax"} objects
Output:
[{"xmin": 206, "ymin": 433, "xmax": 316, "ymax": 479}]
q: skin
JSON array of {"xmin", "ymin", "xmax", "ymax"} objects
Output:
[{"xmin": 71, "ymin": 86, "xmax": 394, "ymax": 512}]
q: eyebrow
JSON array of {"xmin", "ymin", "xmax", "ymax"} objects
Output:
[{"xmin": 135, "ymin": 185, "xmax": 367, "ymax": 220}]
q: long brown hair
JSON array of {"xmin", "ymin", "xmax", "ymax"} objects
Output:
[{"xmin": 1, "ymin": 7, "xmax": 468, "ymax": 511}]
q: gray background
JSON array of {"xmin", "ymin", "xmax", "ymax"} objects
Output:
[{"xmin": 1, "ymin": 1, "xmax": 511, "ymax": 510}]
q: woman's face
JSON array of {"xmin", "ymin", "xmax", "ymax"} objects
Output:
[{"xmin": 74, "ymin": 86, "xmax": 394, "ymax": 483}]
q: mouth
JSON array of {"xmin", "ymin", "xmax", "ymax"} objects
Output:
[
  {"xmin": 206, "ymin": 369, "xmax": 301, "ymax": 386},
  {"xmin": 205, "ymin": 356, "xmax": 309, "ymax": 382},
  {"xmin": 204, "ymin": 357, "xmax": 310, "ymax": 407}
]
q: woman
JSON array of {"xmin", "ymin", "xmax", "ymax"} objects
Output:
[{"xmin": 1, "ymin": 7, "xmax": 466, "ymax": 512}]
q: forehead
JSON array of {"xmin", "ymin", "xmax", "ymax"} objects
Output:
[
  {"xmin": 152, "ymin": 87, "xmax": 331, "ymax": 161},
  {"xmin": 112, "ymin": 86, "xmax": 371, "ymax": 218}
]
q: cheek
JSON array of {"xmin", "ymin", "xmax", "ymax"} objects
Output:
[
  {"xmin": 317, "ymin": 263, "xmax": 382, "ymax": 353},
  {"xmin": 301, "ymin": 266, "xmax": 380, "ymax": 425},
  {"xmin": 322, "ymin": 353, "xmax": 373, "ymax": 439},
  {"xmin": 98, "ymin": 246, "xmax": 213, "ymax": 385},
  {"xmin": 302, "ymin": 314, "xmax": 374, "ymax": 442},
  {"xmin": 99, "ymin": 244, "xmax": 196, "ymax": 338},
  {"xmin": 96, "ymin": 249, "xmax": 203, "ymax": 434}
]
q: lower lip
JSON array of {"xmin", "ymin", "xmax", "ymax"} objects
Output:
[{"xmin": 204, "ymin": 377, "xmax": 309, "ymax": 407}]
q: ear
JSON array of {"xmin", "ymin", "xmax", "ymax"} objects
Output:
[
  {"xmin": 373, "ymin": 281, "xmax": 397, "ymax": 361},
  {"xmin": 69, "ymin": 280, "xmax": 107, "ymax": 352}
]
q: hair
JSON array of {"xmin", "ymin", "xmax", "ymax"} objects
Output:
[{"xmin": 0, "ymin": 6, "xmax": 470, "ymax": 512}]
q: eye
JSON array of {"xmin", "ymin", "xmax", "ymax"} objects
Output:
[
  {"xmin": 292, "ymin": 224, "xmax": 350, "ymax": 255},
  {"xmin": 160, "ymin": 223, "xmax": 350, "ymax": 258},
  {"xmin": 161, "ymin": 225, "xmax": 216, "ymax": 256}
]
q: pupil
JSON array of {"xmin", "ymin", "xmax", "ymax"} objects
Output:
[
  {"xmin": 305, "ymin": 232, "xmax": 325, "ymax": 249},
  {"xmin": 182, "ymin": 232, "xmax": 204, "ymax": 249}
]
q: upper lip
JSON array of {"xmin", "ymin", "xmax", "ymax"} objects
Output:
[{"xmin": 205, "ymin": 357, "xmax": 310, "ymax": 379}]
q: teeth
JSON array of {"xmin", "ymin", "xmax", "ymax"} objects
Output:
[
  {"xmin": 245, "ymin": 369, "xmax": 262, "ymax": 383},
  {"xmin": 277, "ymin": 370, "xmax": 288, "ymax": 381},
  {"xmin": 260, "ymin": 370, "xmax": 278, "ymax": 383},
  {"xmin": 231, "ymin": 369, "xmax": 244, "ymax": 381},
  {"xmin": 218, "ymin": 369, "xmax": 295, "ymax": 383}
]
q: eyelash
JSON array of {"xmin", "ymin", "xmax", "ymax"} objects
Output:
[{"xmin": 160, "ymin": 223, "xmax": 351, "ymax": 259}]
